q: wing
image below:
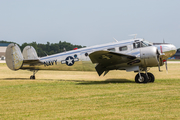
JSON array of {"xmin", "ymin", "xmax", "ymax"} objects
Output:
[{"xmin": 89, "ymin": 51, "xmax": 136, "ymax": 76}]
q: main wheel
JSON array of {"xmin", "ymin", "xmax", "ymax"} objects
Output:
[
  {"xmin": 147, "ymin": 73, "xmax": 155, "ymax": 82},
  {"xmin": 135, "ymin": 73, "xmax": 148, "ymax": 83}
]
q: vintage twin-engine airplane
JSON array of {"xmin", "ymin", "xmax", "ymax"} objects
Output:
[{"xmin": 5, "ymin": 38, "xmax": 177, "ymax": 83}]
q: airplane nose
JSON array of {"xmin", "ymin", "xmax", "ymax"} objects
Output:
[
  {"xmin": 164, "ymin": 44, "xmax": 177, "ymax": 59},
  {"xmin": 171, "ymin": 44, "xmax": 177, "ymax": 55}
]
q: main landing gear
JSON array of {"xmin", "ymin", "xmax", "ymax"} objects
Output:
[
  {"xmin": 30, "ymin": 70, "xmax": 38, "ymax": 79},
  {"xmin": 135, "ymin": 70, "xmax": 155, "ymax": 83}
]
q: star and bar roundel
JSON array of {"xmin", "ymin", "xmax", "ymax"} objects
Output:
[{"xmin": 61, "ymin": 56, "xmax": 79, "ymax": 66}]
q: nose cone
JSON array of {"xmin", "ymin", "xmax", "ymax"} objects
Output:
[
  {"xmin": 171, "ymin": 44, "xmax": 177, "ymax": 55},
  {"xmin": 163, "ymin": 44, "xmax": 177, "ymax": 59}
]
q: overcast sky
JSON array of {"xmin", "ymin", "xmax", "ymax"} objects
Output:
[{"xmin": 0, "ymin": 0, "xmax": 180, "ymax": 48}]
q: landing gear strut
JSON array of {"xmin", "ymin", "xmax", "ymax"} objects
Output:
[{"xmin": 30, "ymin": 70, "xmax": 38, "ymax": 79}]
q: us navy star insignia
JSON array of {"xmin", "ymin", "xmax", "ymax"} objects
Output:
[{"xmin": 61, "ymin": 56, "xmax": 79, "ymax": 66}]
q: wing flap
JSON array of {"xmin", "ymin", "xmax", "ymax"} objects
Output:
[{"xmin": 95, "ymin": 64, "xmax": 106, "ymax": 76}]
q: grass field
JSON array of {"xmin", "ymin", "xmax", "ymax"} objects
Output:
[{"xmin": 0, "ymin": 63, "xmax": 180, "ymax": 119}]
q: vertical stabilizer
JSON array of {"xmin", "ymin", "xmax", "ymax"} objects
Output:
[
  {"xmin": 5, "ymin": 44, "xmax": 23, "ymax": 70},
  {"xmin": 22, "ymin": 46, "xmax": 38, "ymax": 59}
]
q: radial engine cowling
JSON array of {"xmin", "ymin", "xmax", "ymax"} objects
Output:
[{"xmin": 140, "ymin": 46, "xmax": 159, "ymax": 67}]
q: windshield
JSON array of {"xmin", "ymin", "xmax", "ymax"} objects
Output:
[{"xmin": 141, "ymin": 40, "xmax": 152, "ymax": 47}]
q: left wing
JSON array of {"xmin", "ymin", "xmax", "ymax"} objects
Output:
[{"xmin": 89, "ymin": 51, "xmax": 136, "ymax": 76}]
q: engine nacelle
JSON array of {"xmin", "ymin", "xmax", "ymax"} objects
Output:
[
  {"xmin": 140, "ymin": 46, "xmax": 159, "ymax": 67},
  {"xmin": 5, "ymin": 44, "xmax": 23, "ymax": 70}
]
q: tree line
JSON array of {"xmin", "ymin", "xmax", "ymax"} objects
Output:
[{"xmin": 0, "ymin": 40, "xmax": 86, "ymax": 57}]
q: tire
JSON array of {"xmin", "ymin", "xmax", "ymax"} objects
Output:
[
  {"xmin": 30, "ymin": 75, "xmax": 35, "ymax": 79},
  {"xmin": 147, "ymin": 73, "xmax": 155, "ymax": 83},
  {"xmin": 135, "ymin": 73, "xmax": 148, "ymax": 83}
]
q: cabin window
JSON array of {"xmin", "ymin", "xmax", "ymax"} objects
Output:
[
  {"xmin": 107, "ymin": 48, "xmax": 115, "ymax": 52},
  {"xmin": 119, "ymin": 46, "xmax": 127, "ymax": 51}
]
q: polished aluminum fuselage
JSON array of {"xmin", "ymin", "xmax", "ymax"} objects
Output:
[{"xmin": 20, "ymin": 38, "xmax": 177, "ymax": 72}]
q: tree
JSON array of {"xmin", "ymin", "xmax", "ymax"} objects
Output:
[{"xmin": 0, "ymin": 40, "xmax": 86, "ymax": 57}]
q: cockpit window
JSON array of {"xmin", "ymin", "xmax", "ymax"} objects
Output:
[
  {"xmin": 141, "ymin": 40, "xmax": 152, "ymax": 47},
  {"xmin": 133, "ymin": 42, "xmax": 141, "ymax": 48},
  {"xmin": 133, "ymin": 40, "xmax": 152, "ymax": 49}
]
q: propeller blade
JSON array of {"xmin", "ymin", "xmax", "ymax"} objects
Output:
[
  {"xmin": 156, "ymin": 50, "xmax": 162, "ymax": 72},
  {"xmin": 158, "ymin": 60, "xmax": 162, "ymax": 72},
  {"xmin": 165, "ymin": 60, "xmax": 168, "ymax": 73}
]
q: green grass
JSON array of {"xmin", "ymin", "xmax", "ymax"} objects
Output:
[{"xmin": 0, "ymin": 63, "xmax": 180, "ymax": 119}]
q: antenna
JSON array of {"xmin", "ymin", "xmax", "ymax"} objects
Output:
[
  {"xmin": 113, "ymin": 37, "xmax": 118, "ymax": 42},
  {"xmin": 163, "ymin": 39, "xmax": 165, "ymax": 43},
  {"xmin": 129, "ymin": 34, "xmax": 137, "ymax": 39},
  {"xmin": 44, "ymin": 51, "xmax": 48, "ymax": 56}
]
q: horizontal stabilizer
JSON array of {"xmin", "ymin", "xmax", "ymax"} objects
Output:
[{"xmin": 23, "ymin": 59, "xmax": 41, "ymax": 64}]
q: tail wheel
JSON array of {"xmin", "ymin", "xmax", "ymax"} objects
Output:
[
  {"xmin": 30, "ymin": 75, "xmax": 35, "ymax": 79},
  {"xmin": 147, "ymin": 73, "xmax": 155, "ymax": 82},
  {"xmin": 135, "ymin": 73, "xmax": 148, "ymax": 83}
]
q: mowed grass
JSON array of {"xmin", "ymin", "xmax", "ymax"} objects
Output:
[{"xmin": 0, "ymin": 63, "xmax": 180, "ymax": 119}]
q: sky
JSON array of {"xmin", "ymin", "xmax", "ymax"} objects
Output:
[{"xmin": 0, "ymin": 0, "xmax": 180, "ymax": 48}]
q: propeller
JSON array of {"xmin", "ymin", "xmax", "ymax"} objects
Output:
[
  {"xmin": 162, "ymin": 39, "xmax": 168, "ymax": 73},
  {"xmin": 156, "ymin": 50, "xmax": 162, "ymax": 72},
  {"xmin": 165, "ymin": 60, "xmax": 168, "ymax": 73}
]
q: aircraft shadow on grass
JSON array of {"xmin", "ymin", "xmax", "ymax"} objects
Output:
[
  {"xmin": 0, "ymin": 78, "xmax": 134, "ymax": 84},
  {"xmin": 76, "ymin": 79, "xmax": 135, "ymax": 85},
  {"xmin": 0, "ymin": 78, "xmax": 30, "ymax": 80}
]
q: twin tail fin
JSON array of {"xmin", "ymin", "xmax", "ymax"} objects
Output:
[{"xmin": 5, "ymin": 44, "xmax": 39, "ymax": 70}]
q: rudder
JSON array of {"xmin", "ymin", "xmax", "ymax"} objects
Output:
[
  {"xmin": 22, "ymin": 46, "xmax": 38, "ymax": 59},
  {"xmin": 5, "ymin": 44, "xmax": 23, "ymax": 70}
]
